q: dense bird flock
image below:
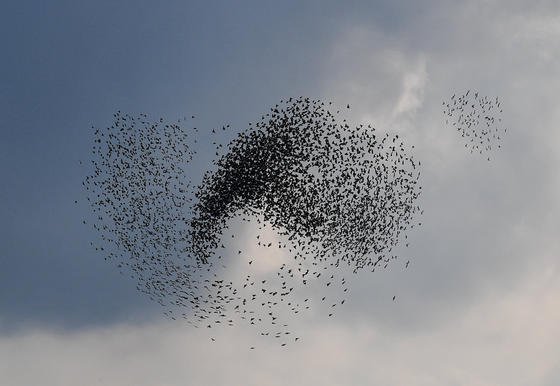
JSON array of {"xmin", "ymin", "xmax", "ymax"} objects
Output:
[
  {"xmin": 443, "ymin": 90, "xmax": 506, "ymax": 159},
  {"xmin": 82, "ymin": 97, "xmax": 423, "ymax": 347}
]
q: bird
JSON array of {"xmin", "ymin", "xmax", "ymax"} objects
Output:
[
  {"xmin": 82, "ymin": 97, "xmax": 423, "ymax": 347},
  {"xmin": 442, "ymin": 90, "xmax": 507, "ymax": 158}
]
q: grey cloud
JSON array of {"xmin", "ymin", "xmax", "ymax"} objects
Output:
[
  {"xmin": 2, "ymin": 1, "xmax": 560, "ymax": 384},
  {"xmin": 313, "ymin": 2, "xmax": 560, "ymax": 336}
]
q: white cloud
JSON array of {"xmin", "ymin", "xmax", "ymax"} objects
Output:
[
  {"xmin": 2, "ymin": 259, "xmax": 560, "ymax": 386},
  {"xmin": 392, "ymin": 57, "xmax": 428, "ymax": 119},
  {"xmin": 320, "ymin": 25, "xmax": 429, "ymax": 132},
  {"xmin": 308, "ymin": 0, "xmax": 560, "ymax": 374}
]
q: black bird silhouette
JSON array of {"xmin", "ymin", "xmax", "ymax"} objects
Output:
[
  {"xmin": 442, "ymin": 90, "xmax": 507, "ymax": 158},
  {"xmin": 82, "ymin": 97, "xmax": 423, "ymax": 346}
]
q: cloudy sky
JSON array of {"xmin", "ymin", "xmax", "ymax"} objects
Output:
[{"xmin": 2, "ymin": 1, "xmax": 560, "ymax": 385}]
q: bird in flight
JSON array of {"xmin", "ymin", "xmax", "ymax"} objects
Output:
[{"xmin": 82, "ymin": 97, "xmax": 423, "ymax": 347}]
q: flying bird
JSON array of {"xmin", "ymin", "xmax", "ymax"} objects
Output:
[{"xmin": 82, "ymin": 97, "xmax": 423, "ymax": 346}]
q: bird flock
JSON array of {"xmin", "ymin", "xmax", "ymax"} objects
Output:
[
  {"xmin": 82, "ymin": 97, "xmax": 425, "ymax": 347},
  {"xmin": 443, "ymin": 90, "xmax": 506, "ymax": 159}
]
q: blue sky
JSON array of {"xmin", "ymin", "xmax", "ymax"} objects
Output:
[
  {"xmin": 0, "ymin": 0, "xmax": 341, "ymax": 329},
  {"xmin": 2, "ymin": 1, "xmax": 560, "ymax": 385},
  {"xmin": 0, "ymin": 0, "xmax": 428, "ymax": 330}
]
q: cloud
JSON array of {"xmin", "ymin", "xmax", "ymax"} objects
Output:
[
  {"xmin": 4, "ymin": 2, "xmax": 560, "ymax": 385},
  {"xmin": 320, "ymin": 25, "xmax": 429, "ymax": 131},
  {"xmin": 392, "ymin": 57, "xmax": 427, "ymax": 119},
  {"xmin": 2, "ymin": 259, "xmax": 560, "ymax": 386},
  {"xmin": 311, "ymin": 0, "xmax": 560, "ymax": 336}
]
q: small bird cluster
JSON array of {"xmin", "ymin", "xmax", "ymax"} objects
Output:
[
  {"xmin": 82, "ymin": 97, "xmax": 422, "ymax": 347},
  {"xmin": 443, "ymin": 90, "xmax": 506, "ymax": 159}
]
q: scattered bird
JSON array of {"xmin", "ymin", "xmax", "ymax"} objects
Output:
[{"xmin": 442, "ymin": 90, "xmax": 507, "ymax": 159}]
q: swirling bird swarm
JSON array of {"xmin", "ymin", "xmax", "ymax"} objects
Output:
[{"xmin": 83, "ymin": 97, "xmax": 422, "ymax": 344}]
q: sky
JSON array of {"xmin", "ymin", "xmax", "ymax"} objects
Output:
[{"xmin": 1, "ymin": 1, "xmax": 560, "ymax": 385}]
